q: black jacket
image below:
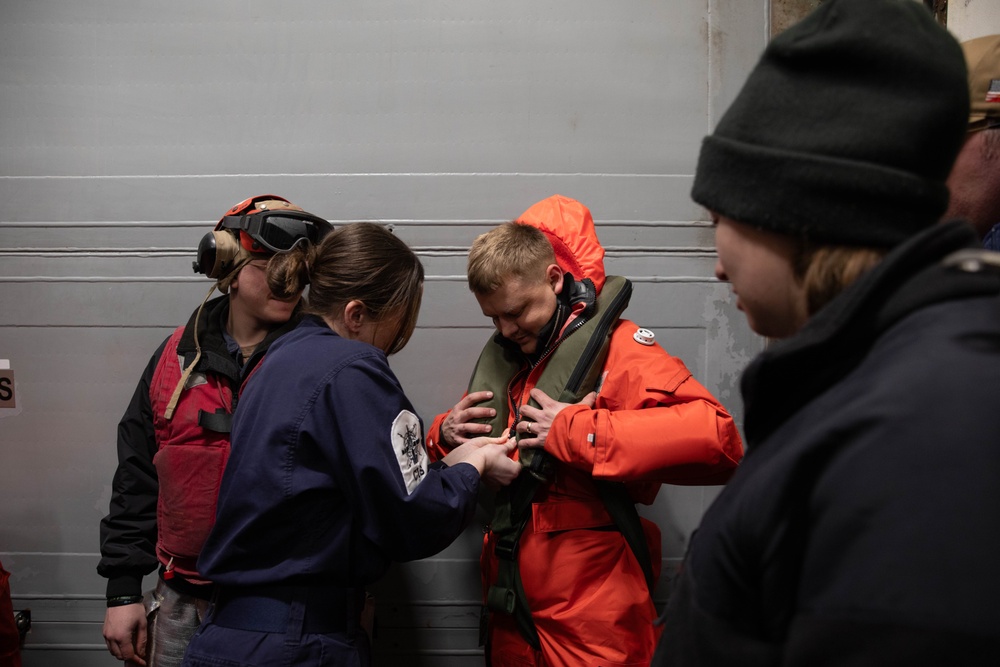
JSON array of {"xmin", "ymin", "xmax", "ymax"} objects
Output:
[
  {"xmin": 97, "ymin": 295, "xmax": 300, "ymax": 598},
  {"xmin": 654, "ymin": 222, "xmax": 1000, "ymax": 666}
]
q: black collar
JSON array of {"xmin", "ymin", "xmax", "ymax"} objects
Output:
[{"xmin": 742, "ymin": 221, "xmax": 997, "ymax": 446}]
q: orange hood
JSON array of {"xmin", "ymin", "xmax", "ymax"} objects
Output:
[{"xmin": 516, "ymin": 195, "xmax": 607, "ymax": 294}]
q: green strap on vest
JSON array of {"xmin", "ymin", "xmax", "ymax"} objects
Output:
[{"xmin": 467, "ymin": 276, "xmax": 656, "ymax": 649}]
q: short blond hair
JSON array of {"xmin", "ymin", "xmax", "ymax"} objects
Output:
[{"xmin": 467, "ymin": 222, "xmax": 556, "ymax": 294}]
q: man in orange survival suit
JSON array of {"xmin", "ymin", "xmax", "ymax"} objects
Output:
[{"xmin": 426, "ymin": 194, "xmax": 743, "ymax": 666}]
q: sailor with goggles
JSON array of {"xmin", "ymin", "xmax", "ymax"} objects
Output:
[{"xmin": 98, "ymin": 195, "xmax": 332, "ymax": 667}]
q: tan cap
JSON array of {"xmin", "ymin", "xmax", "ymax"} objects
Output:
[{"xmin": 963, "ymin": 34, "xmax": 1000, "ymax": 128}]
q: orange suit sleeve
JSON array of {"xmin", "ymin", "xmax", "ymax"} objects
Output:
[{"xmin": 543, "ymin": 322, "xmax": 744, "ymax": 487}]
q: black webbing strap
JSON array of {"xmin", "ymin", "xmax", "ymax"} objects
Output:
[
  {"xmin": 198, "ymin": 408, "xmax": 232, "ymax": 433},
  {"xmin": 484, "ymin": 478, "xmax": 656, "ymax": 650},
  {"xmin": 594, "ymin": 480, "xmax": 656, "ymax": 594},
  {"xmin": 485, "ymin": 475, "xmax": 543, "ymax": 649}
]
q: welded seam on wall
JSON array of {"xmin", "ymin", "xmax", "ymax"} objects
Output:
[
  {"xmin": 0, "ymin": 276, "xmax": 719, "ymax": 284},
  {"xmin": 0, "ymin": 247, "xmax": 717, "ymax": 255},
  {"xmin": 0, "ymin": 220, "xmax": 711, "ymax": 228},
  {"xmin": 0, "ymin": 172, "xmax": 696, "ymax": 180}
]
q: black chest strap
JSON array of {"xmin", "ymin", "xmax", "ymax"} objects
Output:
[{"xmin": 198, "ymin": 408, "xmax": 233, "ymax": 434}]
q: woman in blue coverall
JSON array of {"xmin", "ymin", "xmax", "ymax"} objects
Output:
[{"xmin": 181, "ymin": 222, "xmax": 521, "ymax": 667}]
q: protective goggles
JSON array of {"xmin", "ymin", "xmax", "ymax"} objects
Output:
[
  {"xmin": 193, "ymin": 209, "xmax": 333, "ymax": 279},
  {"xmin": 218, "ymin": 210, "xmax": 333, "ymax": 253}
]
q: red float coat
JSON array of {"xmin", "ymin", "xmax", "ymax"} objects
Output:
[
  {"xmin": 426, "ymin": 195, "xmax": 743, "ymax": 667},
  {"xmin": 148, "ymin": 325, "xmax": 234, "ymax": 584},
  {"xmin": 98, "ymin": 296, "xmax": 299, "ymax": 599}
]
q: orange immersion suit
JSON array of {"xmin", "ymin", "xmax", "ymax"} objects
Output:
[{"xmin": 427, "ymin": 195, "xmax": 743, "ymax": 666}]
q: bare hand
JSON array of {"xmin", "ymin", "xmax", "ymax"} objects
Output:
[
  {"xmin": 103, "ymin": 603, "xmax": 148, "ymax": 666},
  {"xmin": 442, "ymin": 434, "xmax": 520, "ymax": 490},
  {"xmin": 516, "ymin": 389, "xmax": 597, "ymax": 449},
  {"xmin": 477, "ymin": 435, "xmax": 521, "ymax": 490},
  {"xmin": 441, "ymin": 391, "xmax": 497, "ymax": 447}
]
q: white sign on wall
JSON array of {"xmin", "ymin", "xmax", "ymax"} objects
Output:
[{"xmin": 0, "ymin": 359, "xmax": 15, "ymax": 409}]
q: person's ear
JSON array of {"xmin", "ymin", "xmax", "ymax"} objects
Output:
[
  {"xmin": 342, "ymin": 300, "xmax": 367, "ymax": 334},
  {"xmin": 546, "ymin": 264, "xmax": 564, "ymax": 295}
]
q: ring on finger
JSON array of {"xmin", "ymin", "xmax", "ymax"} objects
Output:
[{"xmin": 526, "ymin": 422, "xmax": 532, "ymax": 435}]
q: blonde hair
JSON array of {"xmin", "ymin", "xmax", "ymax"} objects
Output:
[
  {"xmin": 793, "ymin": 243, "xmax": 887, "ymax": 316},
  {"xmin": 467, "ymin": 222, "xmax": 556, "ymax": 294},
  {"xmin": 267, "ymin": 222, "xmax": 424, "ymax": 355}
]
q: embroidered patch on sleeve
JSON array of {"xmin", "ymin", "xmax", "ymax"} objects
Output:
[{"xmin": 392, "ymin": 410, "xmax": 428, "ymax": 494}]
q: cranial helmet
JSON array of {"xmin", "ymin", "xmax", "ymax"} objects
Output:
[
  {"xmin": 164, "ymin": 195, "xmax": 332, "ymax": 421},
  {"xmin": 192, "ymin": 194, "xmax": 333, "ymax": 286}
]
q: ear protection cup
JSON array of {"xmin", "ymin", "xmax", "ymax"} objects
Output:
[
  {"xmin": 192, "ymin": 195, "xmax": 328, "ymax": 295},
  {"xmin": 193, "ymin": 194, "xmax": 293, "ymax": 278},
  {"xmin": 192, "ymin": 229, "xmax": 243, "ymax": 279}
]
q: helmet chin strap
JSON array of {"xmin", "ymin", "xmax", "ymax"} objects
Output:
[
  {"xmin": 163, "ymin": 252, "xmax": 254, "ymax": 421},
  {"xmin": 216, "ymin": 250, "xmax": 255, "ymax": 294},
  {"xmin": 163, "ymin": 281, "xmax": 216, "ymax": 420}
]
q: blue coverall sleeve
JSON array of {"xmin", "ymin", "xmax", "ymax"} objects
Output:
[{"xmin": 313, "ymin": 354, "xmax": 480, "ymax": 562}]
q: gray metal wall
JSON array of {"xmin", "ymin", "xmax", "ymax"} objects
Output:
[{"xmin": 0, "ymin": 1, "xmax": 767, "ymax": 664}]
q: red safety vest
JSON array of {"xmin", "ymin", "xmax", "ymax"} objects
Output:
[{"xmin": 148, "ymin": 326, "xmax": 234, "ymax": 584}]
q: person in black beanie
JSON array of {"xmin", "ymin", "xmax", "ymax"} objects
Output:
[{"xmin": 652, "ymin": 0, "xmax": 1000, "ymax": 665}]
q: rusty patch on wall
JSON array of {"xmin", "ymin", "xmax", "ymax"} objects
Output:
[
  {"xmin": 771, "ymin": 0, "xmax": 947, "ymax": 36},
  {"xmin": 771, "ymin": 0, "xmax": 825, "ymax": 36}
]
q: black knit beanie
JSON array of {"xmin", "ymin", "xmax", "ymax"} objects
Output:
[{"xmin": 692, "ymin": 0, "xmax": 970, "ymax": 248}]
